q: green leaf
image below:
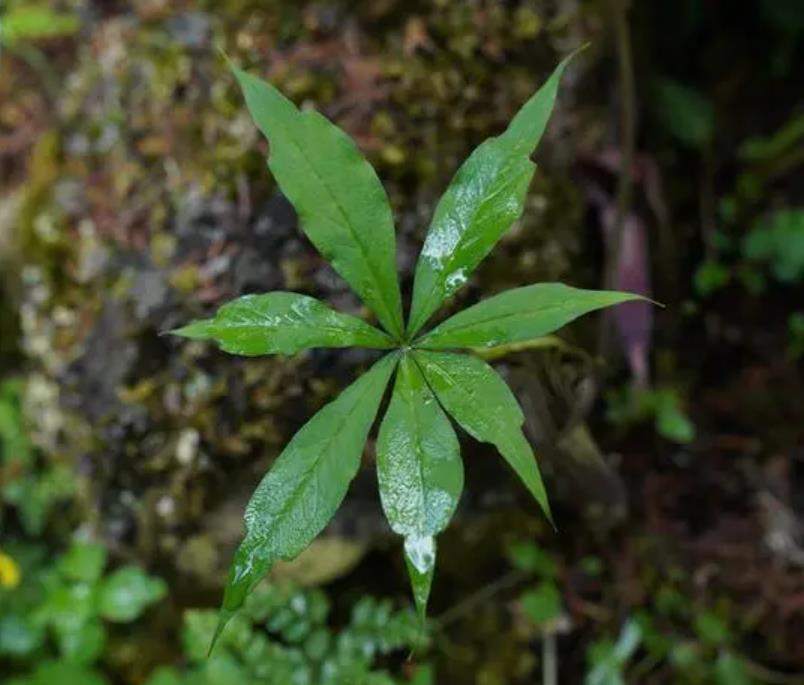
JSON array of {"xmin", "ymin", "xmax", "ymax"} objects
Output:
[
  {"xmin": 232, "ymin": 66, "xmax": 404, "ymax": 338},
  {"xmin": 410, "ymin": 665, "xmax": 436, "ymax": 685},
  {"xmin": 216, "ymin": 353, "xmax": 399, "ymax": 643},
  {"xmin": 407, "ymin": 51, "xmax": 581, "ymax": 337},
  {"xmin": 585, "ymin": 619, "xmax": 642, "ymax": 685},
  {"xmin": 143, "ymin": 668, "xmax": 184, "ymax": 685},
  {"xmin": 520, "ymin": 581, "xmax": 562, "ymax": 626},
  {"xmin": 45, "ymin": 582, "xmax": 96, "ymax": 635},
  {"xmin": 0, "ymin": 614, "xmax": 44, "ymax": 657},
  {"xmin": 414, "ymin": 350, "xmax": 551, "ymax": 521},
  {"xmin": 24, "ymin": 662, "xmax": 107, "ymax": 685},
  {"xmin": 172, "ymin": 291, "xmax": 394, "ymax": 356},
  {"xmin": 417, "ymin": 284, "xmax": 643, "ymax": 350},
  {"xmin": 183, "ymin": 609, "xmax": 254, "ymax": 664},
  {"xmin": 0, "ymin": 379, "xmax": 32, "ymax": 467},
  {"xmin": 653, "ymin": 391, "xmax": 696, "ymax": 444},
  {"xmin": 653, "ymin": 78, "xmax": 715, "ymax": 148},
  {"xmin": 59, "ymin": 542, "xmax": 107, "ymax": 584},
  {"xmin": 0, "ymin": 7, "xmax": 79, "ymax": 47},
  {"xmin": 693, "ymin": 611, "xmax": 730, "ymax": 645},
  {"xmin": 404, "ymin": 549, "xmax": 435, "ymax": 624},
  {"xmin": 5, "ymin": 463, "xmax": 76, "ymax": 535},
  {"xmin": 715, "ymin": 651, "xmax": 752, "ymax": 685},
  {"xmin": 55, "ymin": 617, "xmax": 106, "ymax": 665},
  {"xmin": 376, "ymin": 355, "xmax": 463, "ymax": 617},
  {"xmin": 505, "ymin": 541, "xmax": 557, "ymax": 577},
  {"xmin": 694, "ymin": 260, "xmax": 731, "ymax": 296},
  {"xmin": 742, "ymin": 209, "xmax": 804, "ymax": 284},
  {"xmin": 97, "ymin": 567, "xmax": 167, "ymax": 623}
]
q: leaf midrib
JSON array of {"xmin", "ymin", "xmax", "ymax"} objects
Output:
[
  {"xmin": 212, "ymin": 320, "xmax": 374, "ymax": 338},
  {"xmin": 411, "ymin": 144, "xmax": 531, "ymax": 334},
  {"xmin": 420, "ymin": 301, "xmax": 570, "ymax": 342},
  {"xmin": 247, "ymin": 384, "xmax": 370, "ymax": 547},
  {"xmin": 415, "ymin": 352, "xmax": 522, "ymax": 449},
  {"xmin": 413, "ymin": 353, "xmax": 494, "ymax": 442},
  {"xmin": 405, "ymin": 368, "xmax": 433, "ymax": 537},
  {"xmin": 279, "ymin": 114, "xmax": 400, "ymax": 337}
]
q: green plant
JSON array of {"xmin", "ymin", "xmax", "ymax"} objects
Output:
[
  {"xmin": 742, "ymin": 209, "xmax": 804, "ymax": 284},
  {"xmin": 653, "ymin": 79, "xmax": 715, "ymax": 150},
  {"xmin": 172, "ymin": 50, "xmax": 644, "ymax": 639},
  {"xmin": 584, "ymin": 558, "xmax": 758, "ymax": 684},
  {"xmin": 0, "ymin": 539, "xmax": 166, "ymax": 683},
  {"xmin": 506, "ymin": 540, "xmax": 565, "ymax": 631},
  {"xmin": 606, "ymin": 384, "xmax": 695, "ymax": 444},
  {"xmin": 585, "ymin": 619, "xmax": 642, "ymax": 685},
  {"xmin": 692, "ymin": 112, "xmax": 804, "ymax": 300},
  {"xmin": 629, "ymin": 609, "xmax": 754, "ymax": 684},
  {"xmin": 0, "ymin": 4, "xmax": 79, "ymax": 49},
  {"xmin": 0, "ymin": 379, "xmax": 75, "ymax": 536},
  {"xmin": 788, "ymin": 312, "xmax": 804, "ymax": 358},
  {"xmin": 145, "ymin": 584, "xmax": 430, "ymax": 685},
  {"xmin": 502, "ymin": 540, "xmax": 756, "ymax": 684}
]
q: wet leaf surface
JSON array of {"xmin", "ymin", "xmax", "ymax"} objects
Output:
[
  {"xmin": 407, "ymin": 53, "xmax": 579, "ymax": 337},
  {"xmin": 415, "ymin": 350, "xmax": 551, "ymax": 521},
  {"xmin": 377, "ymin": 355, "xmax": 463, "ymax": 617},
  {"xmin": 233, "ymin": 67, "xmax": 404, "ymax": 339},
  {"xmin": 417, "ymin": 284, "xmax": 643, "ymax": 350},
  {"xmin": 217, "ymin": 353, "xmax": 398, "ymax": 638},
  {"xmin": 171, "ymin": 292, "xmax": 393, "ymax": 356}
]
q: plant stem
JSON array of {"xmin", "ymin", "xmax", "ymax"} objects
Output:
[{"xmin": 543, "ymin": 632, "xmax": 558, "ymax": 685}]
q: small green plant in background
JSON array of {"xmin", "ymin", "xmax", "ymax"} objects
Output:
[
  {"xmin": 0, "ymin": 540, "xmax": 166, "ymax": 684},
  {"xmin": 696, "ymin": 208, "xmax": 804, "ymax": 297},
  {"xmin": 788, "ymin": 312, "xmax": 804, "ymax": 358},
  {"xmin": 0, "ymin": 379, "xmax": 75, "ymax": 536},
  {"xmin": 146, "ymin": 584, "xmax": 431, "ymax": 685},
  {"xmin": 0, "ymin": 3, "xmax": 79, "ymax": 49},
  {"xmin": 0, "ymin": 2, "xmax": 80, "ymax": 98},
  {"xmin": 172, "ymin": 49, "xmax": 645, "ymax": 640},
  {"xmin": 742, "ymin": 209, "xmax": 804, "ymax": 285},
  {"xmin": 595, "ymin": 571, "xmax": 757, "ymax": 684},
  {"xmin": 606, "ymin": 384, "xmax": 696, "ymax": 445},
  {"xmin": 585, "ymin": 619, "xmax": 642, "ymax": 685},
  {"xmin": 506, "ymin": 540, "xmax": 566, "ymax": 631},
  {"xmin": 692, "ymin": 110, "xmax": 804, "ymax": 303},
  {"xmin": 653, "ymin": 78, "xmax": 715, "ymax": 150},
  {"xmin": 629, "ymin": 607, "xmax": 754, "ymax": 684},
  {"xmin": 502, "ymin": 540, "xmax": 757, "ymax": 684}
]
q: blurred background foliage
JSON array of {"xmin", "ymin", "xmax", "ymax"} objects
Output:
[{"xmin": 1, "ymin": 0, "xmax": 803, "ymax": 683}]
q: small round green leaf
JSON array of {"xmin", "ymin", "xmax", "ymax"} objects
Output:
[
  {"xmin": 55, "ymin": 617, "xmax": 106, "ymax": 665},
  {"xmin": 0, "ymin": 614, "xmax": 45, "ymax": 657},
  {"xmin": 59, "ymin": 542, "xmax": 107, "ymax": 583},
  {"xmin": 97, "ymin": 567, "xmax": 167, "ymax": 623}
]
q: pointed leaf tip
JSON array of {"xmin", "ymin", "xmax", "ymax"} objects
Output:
[
  {"xmin": 570, "ymin": 42, "xmax": 591, "ymax": 59},
  {"xmin": 208, "ymin": 609, "xmax": 235, "ymax": 657},
  {"xmin": 217, "ymin": 45, "xmax": 233, "ymax": 69},
  {"xmin": 404, "ymin": 536, "xmax": 436, "ymax": 623},
  {"xmin": 407, "ymin": 53, "xmax": 582, "ymax": 337},
  {"xmin": 377, "ymin": 357, "xmax": 460, "ymax": 625},
  {"xmin": 417, "ymin": 284, "xmax": 647, "ymax": 350},
  {"xmin": 415, "ymin": 351, "xmax": 553, "ymax": 524},
  {"xmin": 215, "ymin": 353, "xmax": 398, "ymax": 630},
  {"xmin": 231, "ymin": 65, "xmax": 404, "ymax": 338},
  {"xmin": 167, "ymin": 322, "xmax": 207, "ymax": 340},
  {"xmin": 169, "ymin": 292, "xmax": 394, "ymax": 355}
]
